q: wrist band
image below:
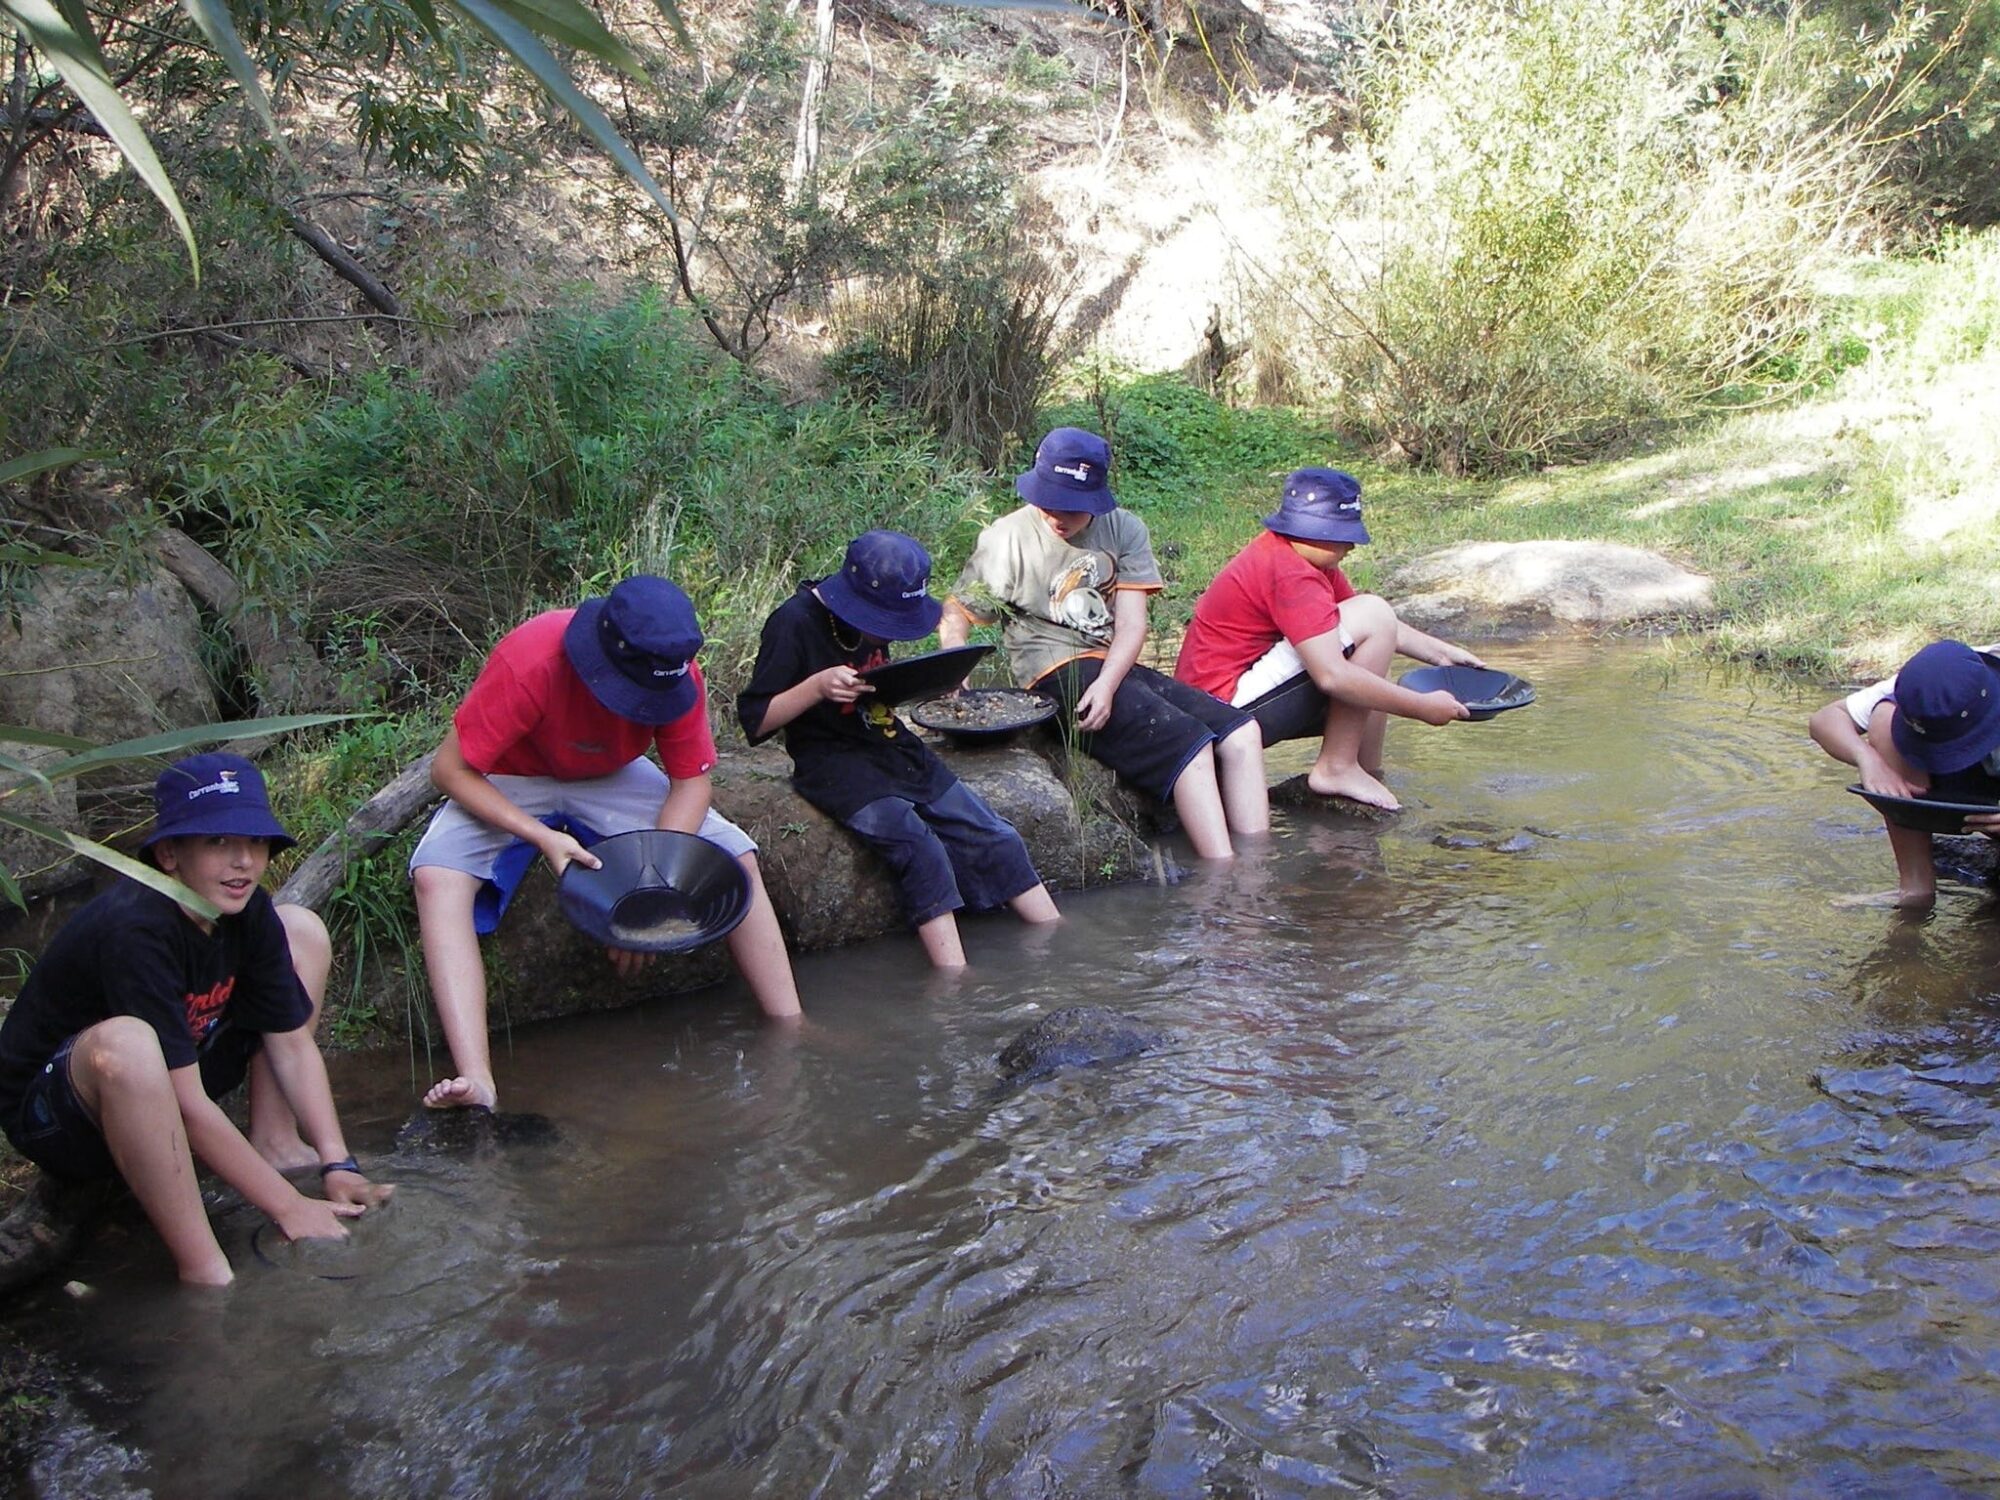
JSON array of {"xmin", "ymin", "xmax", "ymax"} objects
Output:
[{"xmin": 318, "ymin": 1156, "xmax": 360, "ymax": 1178}]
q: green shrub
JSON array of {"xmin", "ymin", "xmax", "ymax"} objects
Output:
[
  {"xmin": 154, "ymin": 292, "xmax": 989, "ymax": 712},
  {"xmin": 828, "ymin": 207, "xmax": 1079, "ymax": 469},
  {"xmin": 1221, "ymin": 0, "xmax": 1933, "ymax": 475}
]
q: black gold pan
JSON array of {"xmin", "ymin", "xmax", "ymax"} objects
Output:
[
  {"xmin": 1848, "ymin": 785, "xmax": 2000, "ymax": 836},
  {"xmin": 1397, "ymin": 665, "xmax": 1537, "ymax": 720},
  {"xmin": 557, "ymin": 829, "xmax": 751, "ymax": 953}
]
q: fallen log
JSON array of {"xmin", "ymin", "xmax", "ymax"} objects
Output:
[
  {"xmin": 148, "ymin": 527, "xmax": 341, "ymax": 716},
  {"xmin": 275, "ymin": 750, "xmax": 441, "ymax": 911}
]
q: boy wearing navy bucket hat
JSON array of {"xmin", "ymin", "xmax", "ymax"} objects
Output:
[
  {"xmin": 409, "ymin": 577, "xmax": 802, "ymax": 1111},
  {"xmin": 740, "ymin": 531, "xmax": 1061, "ymax": 968},
  {"xmin": 0, "ymin": 753, "xmax": 390, "ymax": 1285},
  {"xmin": 1809, "ymin": 638, "xmax": 2000, "ymax": 909},
  {"xmin": 1175, "ymin": 467, "xmax": 1487, "ymax": 811},
  {"xmin": 940, "ymin": 428, "xmax": 1270, "ymax": 860}
]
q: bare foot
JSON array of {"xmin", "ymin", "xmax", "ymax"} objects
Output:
[
  {"xmin": 252, "ymin": 1134, "xmax": 320, "ymax": 1175},
  {"xmin": 1307, "ymin": 765, "xmax": 1400, "ymax": 811},
  {"xmin": 423, "ymin": 1074, "xmax": 498, "ymax": 1111},
  {"xmin": 1831, "ymin": 889, "xmax": 1936, "ymax": 911}
]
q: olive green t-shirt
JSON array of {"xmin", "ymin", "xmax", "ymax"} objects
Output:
[{"xmin": 950, "ymin": 505, "xmax": 1164, "ymax": 686}]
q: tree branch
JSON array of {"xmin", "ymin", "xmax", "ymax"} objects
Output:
[{"xmin": 281, "ymin": 211, "xmax": 403, "ymax": 317}]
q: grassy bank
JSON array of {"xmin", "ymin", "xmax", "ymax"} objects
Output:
[{"xmin": 1123, "ymin": 233, "xmax": 2000, "ymax": 684}]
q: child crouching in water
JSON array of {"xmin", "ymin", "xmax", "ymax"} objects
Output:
[
  {"xmin": 740, "ymin": 530, "xmax": 1061, "ymax": 967},
  {"xmin": 0, "ymin": 753, "xmax": 390, "ymax": 1285}
]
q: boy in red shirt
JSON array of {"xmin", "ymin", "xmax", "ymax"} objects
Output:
[
  {"xmin": 1175, "ymin": 468, "xmax": 1484, "ymax": 811},
  {"xmin": 409, "ymin": 577, "xmax": 801, "ymax": 1111}
]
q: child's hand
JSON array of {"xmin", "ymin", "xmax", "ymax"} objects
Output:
[
  {"xmin": 538, "ymin": 830, "xmax": 601, "ymax": 878},
  {"xmin": 276, "ymin": 1194, "xmax": 361, "ymax": 1243},
  {"xmin": 606, "ymin": 945, "xmax": 655, "ymax": 979},
  {"xmin": 1855, "ymin": 746, "xmax": 1925, "ymax": 799},
  {"xmin": 1414, "ymin": 690, "xmax": 1471, "ymax": 726},
  {"xmin": 322, "ymin": 1168, "xmax": 393, "ymax": 1211},
  {"xmin": 815, "ymin": 665, "xmax": 875, "ymax": 704},
  {"xmin": 1437, "ymin": 643, "xmax": 1487, "ymax": 670}
]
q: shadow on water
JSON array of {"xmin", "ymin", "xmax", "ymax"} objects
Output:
[{"xmin": 15, "ymin": 638, "xmax": 2000, "ymax": 1497}]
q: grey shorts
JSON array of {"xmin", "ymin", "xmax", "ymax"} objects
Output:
[
  {"xmin": 409, "ymin": 760, "xmax": 758, "ymax": 935},
  {"xmin": 410, "ymin": 759, "xmax": 756, "ymax": 878}
]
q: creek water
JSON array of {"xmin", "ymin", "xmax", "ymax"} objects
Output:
[{"xmin": 15, "ymin": 638, "xmax": 2000, "ymax": 1498}]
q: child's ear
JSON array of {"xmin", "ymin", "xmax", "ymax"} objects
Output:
[{"xmin": 151, "ymin": 838, "xmax": 180, "ymax": 874}]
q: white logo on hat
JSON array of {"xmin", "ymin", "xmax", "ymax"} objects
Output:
[
  {"xmin": 648, "ymin": 661, "xmax": 691, "ymax": 680},
  {"xmin": 187, "ymin": 772, "xmax": 242, "ymax": 801},
  {"xmin": 1052, "ymin": 462, "xmax": 1096, "ymax": 483},
  {"xmin": 900, "ymin": 588, "xmax": 926, "ymax": 600}
]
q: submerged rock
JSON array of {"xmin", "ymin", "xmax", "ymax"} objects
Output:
[
  {"xmin": 998, "ymin": 1006, "xmax": 1166, "ymax": 1085},
  {"xmin": 0, "ymin": 1175, "xmax": 111, "ymax": 1294}
]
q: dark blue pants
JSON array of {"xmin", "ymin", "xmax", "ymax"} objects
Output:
[{"xmin": 844, "ymin": 780, "xmax": 1042, "ymax": 926}]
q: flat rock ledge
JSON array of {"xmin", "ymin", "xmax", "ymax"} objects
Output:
[{"xmin": 1388, "ymin": 540, "xmax": 1715, "ymax": 635}]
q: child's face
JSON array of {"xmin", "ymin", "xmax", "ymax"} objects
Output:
[
  {"xmin": 1288, "ymin": 537, "xmax": 1355, "ymax": 571},
  {"xmin": 1037, "ymin": 507, "xmax": 1096, "ymax": 542},
  {"xmin": 155, "ymin": 835, "xmax": 271, "ymax": 917}
]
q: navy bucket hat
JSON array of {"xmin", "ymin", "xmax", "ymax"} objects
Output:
[
  {"xmin": 1264, "ymin": 468, "xmax": 1371, "ymax": 546},
  {"xmin": 1016, "ymin": 427, "xmax": 1117, "ymax": 516},
  {"xmin": 1890, "ymin": 640, "xmax": 2000, "ymax": 774},
  {"xmin": 816, "ymin": 530, "xmax": 944, "ymax": 643},
  {"xmin": 563, "ymin": 576, "xmax": 704, "ymax": 724},
  {"xmin": 141, "ymin": 753, "xmax": 295, "ymax": 853}
]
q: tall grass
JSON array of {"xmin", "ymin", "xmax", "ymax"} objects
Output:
[
  {"xmin": 160, "ymin": 293, "xmax": 990, "ymax": 712},
  {"xmin": 1217, "ymin": 0, "xmax": 1944, "ymax": 476}
]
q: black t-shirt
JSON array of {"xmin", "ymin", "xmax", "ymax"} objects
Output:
[
  {"xmin": 0, "ymin": 880, "xmax": 312, "ymax": 1121},
  {"xmin": 737, "ymin": 583, "xmax": 958, "ymax": 820}
]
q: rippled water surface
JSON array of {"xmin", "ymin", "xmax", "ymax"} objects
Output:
[{"xmin": 18, "ymin": 639, "xmax": 2000, "ymax": 1498}]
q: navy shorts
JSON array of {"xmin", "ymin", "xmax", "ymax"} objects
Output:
[
  {"xmin": 1929, "ymin": 764, "xmax": 2000, "ymax": 804},
  {"xmin": 845, "ymin": 780, "xmax": 1042, "ymax": 926},
  {"xmin": 6, "ymin": 1023, "xmax": 263, "ymax": 1183},
  {"xmin": 1035, "ymin": 660, "xmax": 1254, "ymax": 803},
  {"xmin": 8, "ymin": 1036, "xmax": 115, "ymax": 1182},
  {"xmin": 1240, "ymin": 673, "xmax": 1330, "ymax": 747}
]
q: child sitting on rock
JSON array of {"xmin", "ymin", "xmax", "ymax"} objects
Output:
[
  {"xmin": 409, "ymin": 575, "xmax": 802, "ymax": 1113},
  {"xmin": 940, "ymin": 427, "xmax": 1269, "ymax": 860},
  {"xmin": 739, "ymin": 530, "xmax": 1060, "ymax": 968},
  {"xmin": 1809, "ymin": 638, "xmax": 2000, "ymax": 909},
  {"xmin": 0, "ymin": 753, "xmax": 390, "ymax": 1286}
]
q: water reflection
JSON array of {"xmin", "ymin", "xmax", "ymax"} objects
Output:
[{"xmin": 15, "ymin": 638, "xmax": 2000, "ymax": 1496}]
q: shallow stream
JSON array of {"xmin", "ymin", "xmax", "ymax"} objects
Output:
[{"xmin": 15, "ymin": 639, "xmax": 2000, "ymax": 1497}]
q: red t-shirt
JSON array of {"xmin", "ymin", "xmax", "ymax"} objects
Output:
[
  {"xmin": 1174, "ymin": 531, "xmax": 1357, "ymax": 701},
  {"xmin": 454, "ymin": 609, "xmax": 719, "ymax": 781}
]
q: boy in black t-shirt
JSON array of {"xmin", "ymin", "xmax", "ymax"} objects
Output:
[
  {"xmin": 739, "ymin": 530, "xmax": 1061, "ymax": 968},
  {"xmin": 0, "ymin": 753, "xmax": 390, "ymax": 1286}
]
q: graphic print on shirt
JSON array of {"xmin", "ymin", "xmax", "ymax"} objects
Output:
[
  {"xmin": 184, "ymin": 975, "xmax": 236, "ymax": 1044},
  {"xmin": 1048, "ymin": 551, "xmax": 1114, "ymax": 642}
]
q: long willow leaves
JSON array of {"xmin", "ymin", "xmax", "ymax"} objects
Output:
[{"xmin": 0, "ymin": 0, "xmax": 693, "ymax": 272}]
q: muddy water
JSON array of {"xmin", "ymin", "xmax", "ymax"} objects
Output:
[{"xmin": 16, "ymin": 639, "xmax": 2000, "ymax": 1498}]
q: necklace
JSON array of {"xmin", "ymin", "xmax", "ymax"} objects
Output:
[{"xmin": 826, "ymin": 606, "xmax": 864, "ymax": 655}]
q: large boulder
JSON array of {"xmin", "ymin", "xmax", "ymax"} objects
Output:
[
  {"xmin": 0, "ymin": 744, "xmax": 83, "ymax": 900},
  {"xmin": 0, "ymin": 563, "xmax": 219, "ymax": 759},
  {"xmin": 1388, "ymin": 541, "xmax": 1715, "ymax": 634},
  {"xmin": 0, "ymin": 563, "xmax": 220, "ymax": 897},
  {"xmin": 388, "ymin": 738, "xmax": 1160, "ymax": 1034}
]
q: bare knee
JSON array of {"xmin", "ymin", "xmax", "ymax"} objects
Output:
[
  {"xmin": 1341, "ymin": 593, "xmax": 1399, "ymax": 637},
  {"xmin": 73, "ymin": 1017, "xmax": 171, "ymax": 1100},
  {"xmin": 276, "ymin": 904, "xmax": 331, "ymax": 971},
  {"xmin": 1218, "ymin": 721, "xmax": 1265, "ymax": 767},
  {"xmin": 413, "ymin": 863, "xmax": 479, "ymax": 919}
]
